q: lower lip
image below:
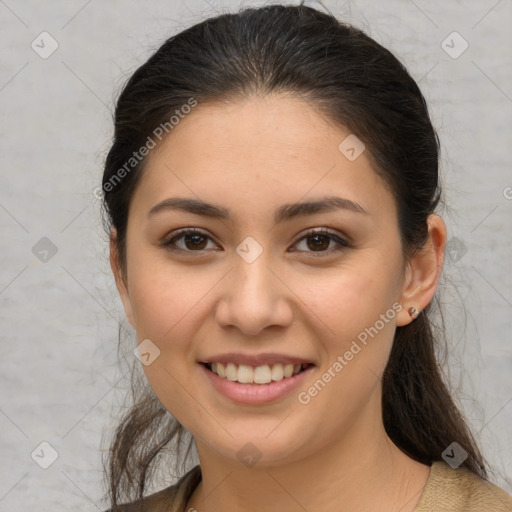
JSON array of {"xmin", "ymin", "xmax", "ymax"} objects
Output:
[{"xmin": 200, "ymin": 363, "xmax": 315, "ymax": 405}]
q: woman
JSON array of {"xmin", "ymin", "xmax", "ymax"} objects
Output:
[{"xmin": 100, "ymin": 3, "xmax": 512, "ymax": 511}]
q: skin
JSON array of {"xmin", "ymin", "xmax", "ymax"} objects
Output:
[{"xmin": 110, "ymin": 93, "xmax": 447, "ymax": 512}]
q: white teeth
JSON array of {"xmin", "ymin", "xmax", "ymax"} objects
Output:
[
  {"xmin": 283, "ymin": 363, "xmax": 294, "ymax": 378},
  {"xmin": 225, "ymin": 363, "xmax": 238, "ymax": 381},
  {"xmin": 208, "ymin": 362, "xmax": 308, "ymax": 384},
  {"xmin": 254, "ymin": 365, "xmax": 271, "ymax": 384},
  {"xmin": 270, "ymin": 364, "xmax": 284, "ymax": 381},
  {"xmin": 237, "ymin": 364, "xmax": 254, "ymax": 384},
  {"xmin": 216, "ymin": 361, "xmax": 226, "ymax": 378}
]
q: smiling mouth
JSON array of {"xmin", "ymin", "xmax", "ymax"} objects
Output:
[{"xmin": 202, "ymin": 362, "xmax": 313, "ymax": 385}]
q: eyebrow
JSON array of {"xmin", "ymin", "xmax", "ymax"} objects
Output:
[{"xmin": 147, "ymin": 195, "xmax": 368, "ymax": 223}]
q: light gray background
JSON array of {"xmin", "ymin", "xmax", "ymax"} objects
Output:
[{"xmin": 1, "ymin": 0, "xmax": 511, "ymax": 510}]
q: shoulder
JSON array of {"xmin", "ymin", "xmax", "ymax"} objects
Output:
[
  {"xmin": 102, "ymin": 465, "xmax": 202, "ymax": 512},
  {"xmin": 415, "ymin": 461, "xmax": 512, "ymax": 512}
]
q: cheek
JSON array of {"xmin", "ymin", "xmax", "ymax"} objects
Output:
[
  {"xmin": 293, "ymin": 269, "xmax": 399, "ymax": 433},
  {"xmin": 298, "ymin": 255, "xmax": 402, "ymax": 399},
  {"xmin": 301, "ymin": 263, "xmax": 399, "ymax": 337},
  {"xmin": 126, "ymin": 260, "xmax": 212, "ymax": 419},
  {"xmin": 126, "ymin": 245, "xmax": 190, "ymax": 330}
]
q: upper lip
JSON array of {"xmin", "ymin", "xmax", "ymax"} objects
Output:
[{"xmin": 199, "ymin": 352, "xmax": 315, "ymax": 367}]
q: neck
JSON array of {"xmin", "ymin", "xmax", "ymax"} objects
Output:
[{"xmin": 187, "ymin": 400, "xmax": 430, "ymax": 512}]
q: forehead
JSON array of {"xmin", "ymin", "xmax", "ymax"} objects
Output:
[{"xmin": 130, "ymin": 94, "xmax": 397, "ymax": 224}]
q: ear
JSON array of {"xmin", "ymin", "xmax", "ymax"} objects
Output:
[
  {"xmin": 109, "ymin": 228, "xmax": 136, "ymax": 329},
  {"xmin": 396, "ymin": 214, "xmax": 447, "ymax": 327}
]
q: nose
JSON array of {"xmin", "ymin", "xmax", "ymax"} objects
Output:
[{"xmin": 214, "ymin": 254, "xmax": 294, "ymax": 336}]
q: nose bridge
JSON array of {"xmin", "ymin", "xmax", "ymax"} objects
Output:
[
  {"xmin": 215, "ymin": 242, "xmax": 293, "ymax": 334},
  {"xmin": 235, "ymin": 248, "xmax": 275, "ymax": 301}
]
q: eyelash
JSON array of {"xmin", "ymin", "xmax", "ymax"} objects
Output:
[{"xmin": 162, "ymin": 227, "xmax": 352, "ymax": 257}]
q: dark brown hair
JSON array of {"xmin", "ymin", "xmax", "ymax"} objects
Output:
[{"xmin": 101, "ymin": 2, "xmax": 487, "ymax": 509}]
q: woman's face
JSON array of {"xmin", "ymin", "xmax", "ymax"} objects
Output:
[{"xmin": 113, "ymin": 94, "xmax": 420, "ymax": 467}]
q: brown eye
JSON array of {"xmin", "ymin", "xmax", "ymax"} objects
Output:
[
  {"xmin": 292, "ymin": 228, "xmax": 351, "ymax": 256},
  {"xmin": 162, "ymin": 227, "xmax": 351, "ymax": 256},
  {"xmin": 306, "ymin": 233, "xmax": 330, "ymax": 251},
  {"xmin": 163, "ymin": 229, "xmax": 217, "ymax": 253},
  {"xmin": 182, "ymin": 232, "xmax": 208, "ymax": 250}
]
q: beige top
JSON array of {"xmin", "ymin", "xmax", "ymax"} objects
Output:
[{"xmin": 107, "ymin": 461, "xmax": 512, "ymax": 511}]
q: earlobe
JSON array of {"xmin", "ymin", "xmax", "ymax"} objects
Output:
[
  {"xmin": 109, "ymin": 228, "xmax": 136, "ymax": 329},
  {"xmin": 396, "ymin": 214, "xmax": 447, "ymax": 327}
]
